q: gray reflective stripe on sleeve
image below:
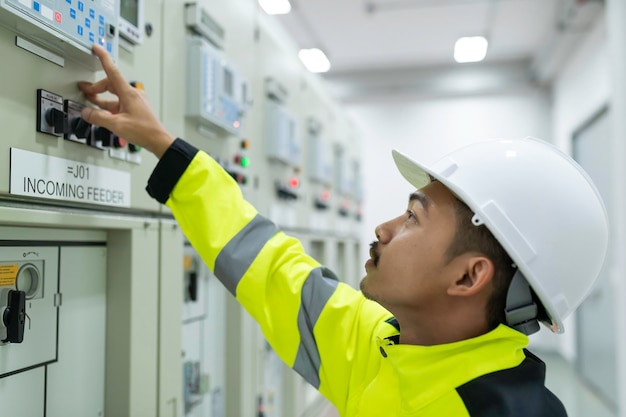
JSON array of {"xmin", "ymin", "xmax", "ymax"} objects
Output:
[
  {"xmin": 214, "ymin": 214, "xmax": 278, "ymax": 295},
  {"xmin": 293, "ymin": 267, "xmax": 339, "ymax": 388}
]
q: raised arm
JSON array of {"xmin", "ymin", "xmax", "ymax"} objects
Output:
[{"xmin": 78, "ymin": 45, "xmax": 393, "ymax": 414}]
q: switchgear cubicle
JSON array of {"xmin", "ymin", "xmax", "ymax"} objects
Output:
[{"xmin": 0, "ymin": 0, "xmax": 363, "ymax": 416}]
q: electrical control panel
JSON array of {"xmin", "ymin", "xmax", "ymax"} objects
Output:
[
  {"xmin": 186, "ymin": 36, "xmax": 250, "ymax": 137},
  {"xmin": 307, "ymin": 119, "xmax": 332, "ymax": 186},
  {"xmin": 265, "ymin": 99, "xmax": 299, "ymax": 166},
  {"xmin": 0, "ymin": 0, "xmax": 118, "ymax": 68},
  {"xmin": 334, "ymin": 143, "xmax": 351, "ymax": 197},
  {"xmin": 0, "ymin": 0, "xmax": 162, "ymax": 212}
]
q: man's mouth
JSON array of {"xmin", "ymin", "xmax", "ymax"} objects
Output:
[{"xmin": 369, "ymin": 241, "xmax": 380, "ymax": 266}]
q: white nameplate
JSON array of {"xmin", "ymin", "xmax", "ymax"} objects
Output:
[{"xmin": 10, "ymin": 148, "xmax": 131, "ymax": 207}]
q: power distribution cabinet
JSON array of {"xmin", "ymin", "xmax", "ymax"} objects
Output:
[
  {"xmin": 0, "ymin": 239, "xmax": 107, "ymax": 416},
  {"xmin": 182, "ymin": 243, "xmax": 227, "ymax": 417}
]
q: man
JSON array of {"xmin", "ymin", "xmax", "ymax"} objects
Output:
[{"xmin": 79, "ymin": 45, "xmax": 608, "ymax": 416}]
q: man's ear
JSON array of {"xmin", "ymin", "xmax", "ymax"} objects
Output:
[{"xmin": 447, "ymin": 256, "xmax": 494, "ymax": 297}]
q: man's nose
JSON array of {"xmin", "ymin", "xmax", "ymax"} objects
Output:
[
  {"xmin": 374, "ymin": 219, "xmax": 396, "ymax": 243},
  {"xmin": 376, "ymin": 213, "xmax": 407, "ymax": 243}
]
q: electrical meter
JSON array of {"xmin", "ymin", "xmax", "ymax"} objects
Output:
[
  {"xmin": 265, "ymin": 100, "xmax": 299, "ymax": 166},
  {"xmin": 0, "ymin": 0, "xmax": 119, "ymax": 68},
  {"xmin": 119, "ymin": 0, "xmax": 143, "ymax": 45},
  {"xmin": 308, "ymin": 120, "xmax": 332, "ymax": 185},
  {"xmin": 186, "ymin": 36, "xmax": 250, "ymax": 136}
]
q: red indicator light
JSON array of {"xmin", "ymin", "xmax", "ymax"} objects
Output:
[
  {"xmin": 321, "ymin": 191, "xmax": 331, "ymax": 201},
  {"xmin": 233, "ymin": 120, "xmax": 240, "ymax": 129},
  {"xmin": 289, "ymin": 177, "xmax": 300, "ymax": 188}
]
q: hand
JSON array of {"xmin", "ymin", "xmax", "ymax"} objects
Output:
[{"xmin": 77, "ymin": 44, "xmax": 175, "ymax": 158}]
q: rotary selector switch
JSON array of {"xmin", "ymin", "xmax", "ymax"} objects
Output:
[
  {"xmin": 36, "ymin": 89, "xmax": 66, "ymax": 137},
  {"xmin": 64, "ymin": 99, "xmax": 92, "ymax": 144},
  {"xmin": 70, "ymin": 117, "xmax": 92, "ymax": 139},
  {"xmin": 2, "ymin": 290, "xmax": 26, "ymax": 344},
  {"xmin": 45, "ymin": 108, "xmax": 68, "ymax": 135}
]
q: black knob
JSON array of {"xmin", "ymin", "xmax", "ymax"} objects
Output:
[
  {"xmin": 71, "ymin": 117, "xmax": 92, "ymax": 139},
  {"xmin": 2, "ymin": 290, "xmax": 26, "ymax": 343},
  {"xmin": 95, "ymin": 127, "xmax": 113, "ymax": 146},
  {"xmin": 45, "ymin": 108, "xmax": 68, "ymax": 134}
]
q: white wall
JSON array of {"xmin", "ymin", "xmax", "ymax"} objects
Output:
[
  {"xmin": 553, "ymin": 16, "xmax": 609, "ymax": 154},
  {"xmin": 346, "ymin": 90, "xmax": 551, "ymax": 280},
  {"xmin": 550, "ymin": 15, "xmax": 609, "ymax": 361}
]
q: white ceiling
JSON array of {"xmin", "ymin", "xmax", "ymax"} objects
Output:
[{"xmin": 271, "ymin": 0, "xmax": 605, "ymax": 101}]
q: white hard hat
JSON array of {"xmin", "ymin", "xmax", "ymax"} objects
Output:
[{"xmin": 392, "ymin": 137, "xmax": 609, "ymax": 334}]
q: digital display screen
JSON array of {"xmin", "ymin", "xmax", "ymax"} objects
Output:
[{"xmin": 120, "ymin": 0, "xmax": 139, "ymax": 27}]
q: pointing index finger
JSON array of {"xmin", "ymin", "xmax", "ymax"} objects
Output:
[{"xmin": 92, "ymin": 44, "xmax": 131, "ymax": 95}]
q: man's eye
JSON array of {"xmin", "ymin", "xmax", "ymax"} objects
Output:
[{"xmin": 406, "ymin": 210, "xmax": 416, "ymax": 220}]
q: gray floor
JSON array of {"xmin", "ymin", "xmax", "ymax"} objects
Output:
[
  {"xmin": 541, "ymin": 350, "xmax": 617, "ymax": 417},
  {"xmin": 317, "ymin": 351, "xmax": 618, "ymax": 417}
]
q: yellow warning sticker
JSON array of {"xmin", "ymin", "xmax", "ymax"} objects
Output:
[{"xmin": 0, "ymin": 264, "xmax": 18, "ymax": 287}]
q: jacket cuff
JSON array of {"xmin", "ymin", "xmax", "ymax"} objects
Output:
[{"xmin": 146, "ymin": 138, "xmax": 199, "ymax": 204}]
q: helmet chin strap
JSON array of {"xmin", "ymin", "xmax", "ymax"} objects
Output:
[{"xmin": 505, "ymin": 269, "xmax": 540, "ymax": 335}]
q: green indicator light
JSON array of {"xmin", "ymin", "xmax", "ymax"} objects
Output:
[{"xmin": 241, "ymin": 156, "xmax": 250, "ymax": 167}]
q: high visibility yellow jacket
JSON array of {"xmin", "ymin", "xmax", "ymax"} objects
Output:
[{"xmin": 147, "ymin": 139, "xmax": 568, "ymax": 417}]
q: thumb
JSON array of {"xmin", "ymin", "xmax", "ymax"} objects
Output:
[{"xmin": 81, "ymin": 107, "xmax": 116, "ymax": 131}]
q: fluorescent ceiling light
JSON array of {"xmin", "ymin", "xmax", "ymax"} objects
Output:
[
  {"xmin": 299, "ymin": 48, "xmax": 331, "ymax": 73},
  {"xmin": 258, "ymin": 0, "xmax": 291, "ymax": 15},
  {"xmin": 454, "ymin": 36, "xmax": 488, "ymax": 63}
]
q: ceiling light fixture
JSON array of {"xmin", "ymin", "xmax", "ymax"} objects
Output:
[
  {"xmin": 258, "ymin": 0, "xmax": 292, "ymax": 15},
  {"xmin": 298, "ymin": 48, "xmax": 331, "ymax": 73},
  {"xmin": 454, "ymin": 36, "xmax": 489, "ymax": 63}
]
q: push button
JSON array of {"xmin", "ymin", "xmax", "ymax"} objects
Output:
[{"xmin": 112, "ymin": 135, "xmax": 127, "ymax": 148}]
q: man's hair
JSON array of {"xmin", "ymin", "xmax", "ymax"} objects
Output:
[{"xmin": 445, "ymin": 198, "xmax": 516, "ymax": 330}]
